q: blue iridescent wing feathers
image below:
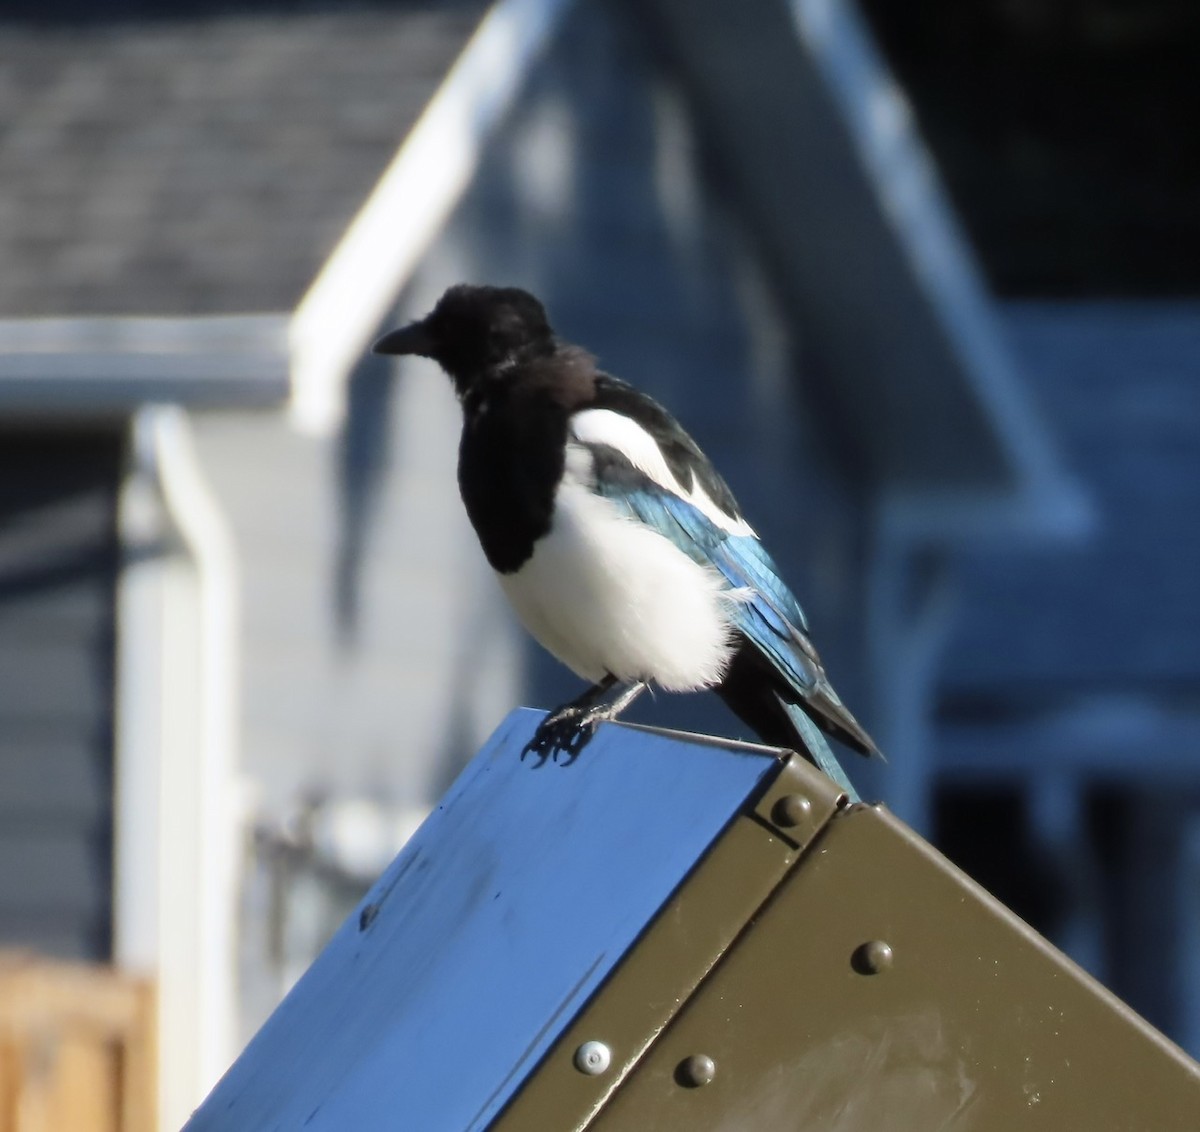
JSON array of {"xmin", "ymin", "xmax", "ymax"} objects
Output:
[
  {"xmin": 586, "ymin": 443, "xmax": 864, "ymax": 799},
  {"xmin": 587, "ymin": 455, "xmax": 808, "ymax": 684}
]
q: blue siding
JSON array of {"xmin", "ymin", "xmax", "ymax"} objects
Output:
[
  {"xmin": 945, "ymin": 302, "xmax": 1200, "ymax": 693},
  {"xmin": 935, "ymin": 302, "xmax": 1200, "ymax": 1053}
]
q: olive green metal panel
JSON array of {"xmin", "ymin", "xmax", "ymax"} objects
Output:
[
  {"xmin": 584, "ymin": 804, "xmax": 1200, "ymax": 1131},
  {"xmin": 491, "ymin": 752, "xmax": 846, "ymax": 1131}
]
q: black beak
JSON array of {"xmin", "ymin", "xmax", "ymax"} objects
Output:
[{"xmin": 372, "ymin": 321, "xmax": 436, "ymax": 357}]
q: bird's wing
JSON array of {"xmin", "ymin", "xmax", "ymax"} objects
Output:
[
  {"xmin": 577, "ymin": 433, "xmax": 834, "ymax": 709},
  {"xmin": 582, "ymin": 374, "xmax": 750, "ymax": 535},
  {"xmin": 570, "ymin": 394, "xmax": 877, "ymax": 760}
]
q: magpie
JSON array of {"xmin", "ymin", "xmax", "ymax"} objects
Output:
[{"xmin": 373, "ymin": 284, "xmax": 877, "ymax": 797}]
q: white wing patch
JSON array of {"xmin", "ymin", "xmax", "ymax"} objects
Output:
[{"xmin": 569, "ymin": 408, "xmax": 755, "ymax": 537}]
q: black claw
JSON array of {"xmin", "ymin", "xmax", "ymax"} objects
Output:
[
  {"xmin": 521, "ymin": 708, "xmax": 601, "ymax": 767},
  {"xmin": 520, "ymin": 678, "xmax": 647, "ymax": 768},
  {"xmin": 550, "ymin": 725, "xmax": 592, "ymax": 766},
  {"xmin": 519, "ymin": 740, "xmax": 552, "ymax": 767}
]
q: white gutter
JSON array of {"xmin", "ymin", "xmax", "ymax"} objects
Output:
[
  {"xmin": 288, "ymin": 0, "xmax": 575, "ymax": 436},
  {"xmin": 153, "ymin": 405, "xmax": 240, "ymax": 1111}
]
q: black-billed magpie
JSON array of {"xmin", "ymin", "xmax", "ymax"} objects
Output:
[{"xmin": 373, "ymin": 284, "xmax": 877, "ymax": 796}]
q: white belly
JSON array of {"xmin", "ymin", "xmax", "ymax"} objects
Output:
[{"xmin": 498, "ymin": 477, "xmax": 738, "ymax": 691}]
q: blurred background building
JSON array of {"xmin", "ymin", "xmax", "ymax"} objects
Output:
[{"xmin": 0, "ymin": 0, "xmax": 1196, "ymax": 1126}]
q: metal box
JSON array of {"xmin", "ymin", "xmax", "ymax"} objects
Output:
[{"xmin": 186, "ymin": 710, "xmax": 1200, "ymax": 1130}]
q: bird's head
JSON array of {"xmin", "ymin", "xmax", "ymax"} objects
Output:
[{"xmin": 372, "ymin": 284, "xmax": 555, "ymax": 394}]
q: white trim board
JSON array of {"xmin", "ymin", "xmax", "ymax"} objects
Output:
[
  {"xmin": 0, "ymin": 315, "xmax": 289, "ymax": 412},
  {"xmin": 288, "ymin": 0, "xmax": 576, "ymax": 436},
  {"xmin": 115, "ymin": 407, "xmax": 241, "ymax": 1130}
]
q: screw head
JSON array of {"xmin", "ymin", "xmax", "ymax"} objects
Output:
[
  {"xmin": 574, "ymin": 1040, "xmax": 612, "ymax": 1076},
  {"xmin": 675, "ymin": 1054, "xmax": 717, "ymax": 1088},
  {"xmin": 851, "ymin": 940, "xmax": 894, "ymax": 975},
  {"xmin": 771, "ymin": 793, "xmax": 812, "ymax": 828}
]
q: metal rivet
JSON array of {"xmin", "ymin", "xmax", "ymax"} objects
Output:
[
  {"xmin": 574, "ymin": 1040, "xmax": 612, "ymax": 1076},
  {"xmin": 675, "ymin": 1054, "xmax": 717, "ymax": 1088},
  {"xmin": 851, "ymin": 940, "xmax": 894, "ymax": 975},
  {"xmin": 771, "ymin": 793, "xmax": 812, "ymax": 828}
]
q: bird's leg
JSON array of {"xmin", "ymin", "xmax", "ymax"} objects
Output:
[
  {"xmin": 522, "ymin": 676, "xmax": 648, "ymax": 766},
  {"xmin": 552, "ymin": 678, "xmax": 649, "ymax": 764},
  {"xmin": 593, "ymin": 679, "xmax": 649, "ymax": 723},
  {"xmin": 552, "ymin": 674, "xmax": 619, "ymax": 722},
  {"xmin": 552, "ymin": 678, "xmax": 649, "ymax": 763},
  {"xmin": 521, "ymin": 676, "xmax": 616, "ymax": 765}
]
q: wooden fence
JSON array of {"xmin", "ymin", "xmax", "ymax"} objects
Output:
[{"xmin": 0, "ymin": 953, "xmax": 154, "ymax": 1132}]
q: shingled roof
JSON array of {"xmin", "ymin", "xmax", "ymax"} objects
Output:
[{"xmin": 0, "ymin": 0, "xmax": 486, "ymax": 317}]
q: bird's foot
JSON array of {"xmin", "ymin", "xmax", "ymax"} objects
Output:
[
  {"xmin": 520, "ymin": 680, "xmax": 648, "ymax": 767},
  {"xmin": 520, "ymin": 703, "xmax": 603, "ymax": 766}
]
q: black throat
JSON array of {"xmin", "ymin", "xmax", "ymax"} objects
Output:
[{"xmin": 456, "ymin": 349, "xmax": 594, "ymax": 574}]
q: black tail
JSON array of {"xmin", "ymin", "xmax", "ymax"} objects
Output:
[{"xmin": 715, "ymin": 642, "xmax": 878, "ymax": 799}]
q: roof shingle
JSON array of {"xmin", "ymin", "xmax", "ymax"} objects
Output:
[{"xmin": 0, "ymin": 1, "xmax": 486, "ymax": 316}]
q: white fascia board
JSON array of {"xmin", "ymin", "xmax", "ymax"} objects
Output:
[
  {"xmin": 790, "ymin": 0, "xmax": 1089, "ymax": 543},
  {"xmin": 0, "ymin": 314, "xmax": 289, "ymax": 413},
  {"xmin": 288, "ymin": 0, "xmax": 575, "ymax": 437}
]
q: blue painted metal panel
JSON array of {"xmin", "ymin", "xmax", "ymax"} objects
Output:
[{"xmin": 187, "ymin": 709, "xmax": 779, "ymax": 1131}]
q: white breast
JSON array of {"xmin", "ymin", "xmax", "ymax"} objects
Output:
[{"xmin": 497, "ymin": 446, "xmax": 740, "ymax": 691}]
